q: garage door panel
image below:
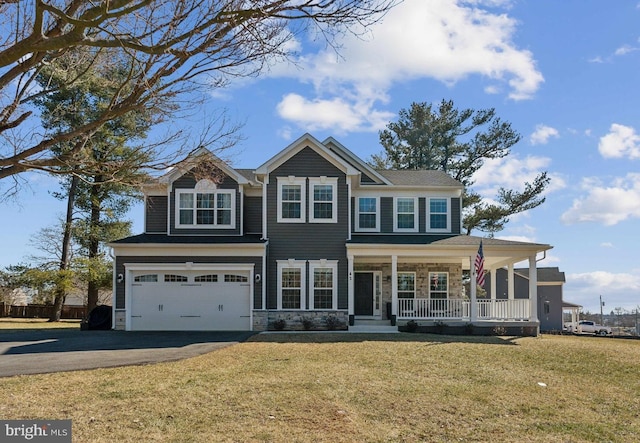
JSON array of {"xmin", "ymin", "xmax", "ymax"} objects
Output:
[{"xmin": 129, "ymin": 270, "xmax": 251, "ymax": 331}]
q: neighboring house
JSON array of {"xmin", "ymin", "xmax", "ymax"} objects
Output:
[
  {"xmin": 110, "ymin": 133, "xmax": 552, "ymax": 334},
  {"xmin": 485, "ymin": 267, "xmax": 570, "ymax": 332}
]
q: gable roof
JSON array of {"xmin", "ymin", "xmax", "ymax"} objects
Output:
[
  {"xmin": 322, "ymin": 136, "xmax": 391, "ymax": 185},
  {"xmin": 255, "ymin": 133, "xmax": 359, "ymax": 177},
  {"xmin": 156, "ymin": 147, "xmax": 251, "ymax": 186}
]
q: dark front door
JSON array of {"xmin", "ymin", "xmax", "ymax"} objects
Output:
[{"xmin": 354, "ymin": 272, "xmax": 374, "ymax": 316}]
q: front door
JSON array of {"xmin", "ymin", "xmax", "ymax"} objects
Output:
[{"xmin": 354, "ymin": 272, "xmax": 382, "ymax": 317}]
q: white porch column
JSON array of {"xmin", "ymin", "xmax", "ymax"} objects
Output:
[
  {"xmin": 490, "ymin": 269, "xmax": 497, "ymax": 300},
  {"xmin": 529, "ymin": 255, "xmax": 538, "ymax": 322},
  {"xmin": 470, "ymin": 255, "xmax": 477, "ymax": 322},
  {"xmin": 507, "ymin": 264, "xmax": 515, "ymax": 301},
  {"xmin": 348, "ymin": 254, "xmax": 354, "ymax": 325},
  {"xmin": 391, "ymin": 255, "xmax": 398, "ymax": 318}
]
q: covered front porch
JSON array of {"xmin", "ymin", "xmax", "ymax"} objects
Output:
[{"xmin": 346, "ymin": 235, "xmax": 553, "ymax": 334}]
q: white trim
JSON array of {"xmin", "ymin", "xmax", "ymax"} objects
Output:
[
  {"xmin": 111, "ymin": 243, "xmax": 265, "ymax": 257},
  {"xmin": 355, "ymin": 196, "xmax": 380, "ymax": 232},
  {"xmin": 309, "ymin": 260, "xmax": 338, "ymax": 310},
  {"xmin": 277, "ymin": 176, "xmax": 307, "ymax": 223},
  {"xmin": 309, "ymin": 177, "xmax": 338, "ymax": 223},
  {"xmin": 394, "ymin": 197, "xmax": 418, "ymax": 232},
  {"xmin": 276, "ymin": 259, "xmax": 307, "ymax": 310},
  {"xmin": 255, "ymin": 133, "xmax": 359, "ymax": 177},
  {"xmin": 426, "ymin": 197, "xmax": 451, "ymax": 232}
]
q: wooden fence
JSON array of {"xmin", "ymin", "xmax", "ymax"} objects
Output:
[{"xmin": 0, "ymin": 303, "xmax": 87, "ymax": 319}]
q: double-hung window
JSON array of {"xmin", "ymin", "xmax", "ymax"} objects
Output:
[
  {"xmin": 395, "ymin": 197, "xmax": 418, "ymax": 232},
  {"xmin": 309, "ymin": 260, "xmax": 338, "ymax": 310},
  {"xmin": 176, "ymin": 182, "xmax": 235, "ymax": 229},
  {"xmin": 309, "ymin": 177, "xmax": 338, "ymax": 223},
  {"xmin": 428, "ymin": 198, "xmax": 449, "ymax": 231},
  {"xmin": 398, "ymin": 272, "xmax": 416, "ymax": 298},
  {"xmin": 356, "ymin": 197, "xmax": 379, "ymax": 231},
  {"xmin": 429, "ymin": 272, "xmax": 448, "ymax": 302},
  {"xmin": 277, "ymin": 260, "xmax": 306, "ymax": 310},
  {"xmin": 277, "ymin": 177, "xmax": 306, "ymax": 223}
]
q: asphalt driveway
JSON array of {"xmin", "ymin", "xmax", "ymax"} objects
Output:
[{"xmin": 0, "ymin": 329, "xmax": 255, "ymax": 377}]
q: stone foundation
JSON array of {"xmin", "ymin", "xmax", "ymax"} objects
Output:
[
  {"xmin": 114, "ymin": 310, "xmax": 126, "ymax": 330},
  {"xmin": 253, "ymin": 310, "xmax": 348, "ymax": 331}
]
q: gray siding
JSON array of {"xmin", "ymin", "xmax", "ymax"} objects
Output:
[
  {"xmin": 145, "ymin": 196, "xmax": 168, "ymax": 233},
  {"xmin": 115, "ymin": 255, "xmax": 263, "ymax": 310},
  {"xmin": 380, "ymin": 197, "xmax": 394, "ymax": 233},
  {"xmin": 266, "ymin": 146, "xmax": 348, "ymax": 309},
  {"xmin": 451, "ymin": 197, "xmax": 461, "ymax": 234},
  {"xmin": 169, "ymin": 172, "xmax": 241, "ymax": 235},
  {"xmin": 487, "ymin": 268, "xmax": 564, "ymax": 332},
  {"xmin": 243, "ymin": 196, "xmax": 262, "ymax": 235}
]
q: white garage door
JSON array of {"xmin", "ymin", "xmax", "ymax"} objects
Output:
[{"xmin": 129, "ymin": 270, "xmax": 251, "ymax": 331}]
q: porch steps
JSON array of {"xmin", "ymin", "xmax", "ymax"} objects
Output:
[{"xmin": 349, "ymin": 320, "xmax": 399, "ymax": 333}]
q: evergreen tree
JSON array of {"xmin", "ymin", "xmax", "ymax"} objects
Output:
[{"xmin": 372, "ymin": 100, "xmax": 550, "ymax": 235}]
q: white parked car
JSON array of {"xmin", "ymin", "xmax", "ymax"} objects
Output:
[{"xmin": 566, "ymin": 320, "xmax": 612, "ymax": 336}]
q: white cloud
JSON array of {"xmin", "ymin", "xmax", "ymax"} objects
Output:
[
  {"xmin": 598, "ymin": 123, "xmax": 640, "ymax": 159},
  {"xmin": 565, "ymin": 271, "xmax": 640, "ymax": 312},
  {"xmin": 276, "ymin": 93, "xmax": 394, "ymax": 133},
  {"xmin": 561, "ymin": 173, "xmax": 640, "ymax": 225},
  {"xmin": 273, "ymin": 0, "xmax": 543, "ymax": 132},
  {"xmin": 600, "ymin": 242, "xmax": 614, "ymax": 248},
  {"xmin": 472, "ymin": 155, "xmax": 565, "ymax": 197},
  {"xmin": 614, "ymin": 44, "xmax": 639, "ymax": 56},
  {"xmin": 530, "ymin": 124, "xmax": 559, "ymax": 145}
]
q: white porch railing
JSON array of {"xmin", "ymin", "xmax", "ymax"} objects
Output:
[
  {"xmin": 476, "ymin": 299, "xmax": 530, "ymax": 320},
  {"xmin": 397, "ymin": 298, "xmax": 531, "ymax": 321}
]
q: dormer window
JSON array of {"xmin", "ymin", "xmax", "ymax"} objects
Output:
[{"xmin": 175, "ymin": 179, "xmax": 235, "ymax": 229}]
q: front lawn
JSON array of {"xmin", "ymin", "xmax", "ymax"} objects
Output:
[
  {"xmin": 1, "ymin": 334, "xmax": 638, "ymax": 442},
  {"xmin": 0, "ymin": 318, "xmax": 81, "ymax": 329}
]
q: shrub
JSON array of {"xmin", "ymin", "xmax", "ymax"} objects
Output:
[
  {"xmin": 492, "ymin": 325, "xmax": 507, "ymax": 336},
  {"xmin": 434, "ymin": 321, "xmax": 447, "ymax": 334},
  {"xmin": 301, "ymin": 317, "xmax": 314, "ymax": 331},
  {"xmin": 272, "ymin": 319, "xmax": 286, "ymax": 331},
  {"xmin": 405, "ymin": 320, "xmax": 418, "ymax": 333},
  {"xmin": 325, "ymin": 315, "xmax": 343, "ymax": 330}
]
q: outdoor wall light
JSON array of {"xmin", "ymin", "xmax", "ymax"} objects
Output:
[
  {"xmin": 117, "ymin": 273, "xmax": 124, "ymax": 284},
  {"xmin": 255, "ymin": 274, "xmax": 261, "ymax": 283}
]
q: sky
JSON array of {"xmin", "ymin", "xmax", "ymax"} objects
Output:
[{"xmin": 2, "ymin": 0, "xmax": 640, "ymax": 314}]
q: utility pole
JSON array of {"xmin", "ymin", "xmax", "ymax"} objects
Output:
[{"xmin": 600, "ymin": 295, "xmax": 604, "ymax": 325}]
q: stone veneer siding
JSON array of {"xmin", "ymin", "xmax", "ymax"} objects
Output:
[
  {"xmin": 253, "ymin": 310, "xmax": 348, "ymax": 331},
  {"xmin": 354, "ymin": 262, "xmax": 463, "ymax": 320}
]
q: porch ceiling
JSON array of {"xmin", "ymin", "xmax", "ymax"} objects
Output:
[{"xmin": 347, "ymin": 235, "xmax": 552, "ymax": 271}]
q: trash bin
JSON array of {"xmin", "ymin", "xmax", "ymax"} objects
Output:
[{"xmin": 87, "ymin": 305, "xmax": 112, "ymax": 330}]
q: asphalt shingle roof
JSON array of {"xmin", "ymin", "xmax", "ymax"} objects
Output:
[{"xmin": 376, "ymin": 170, "xmax": 463, "ymax": 187}]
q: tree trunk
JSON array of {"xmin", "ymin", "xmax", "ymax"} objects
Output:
[
  {"xmin": 86, "ymin": 181, "xmax": 102, "ymax": 313},
  {"xmin": 49, "ymin": 176, "xmax": 78, "ymax": 322}
]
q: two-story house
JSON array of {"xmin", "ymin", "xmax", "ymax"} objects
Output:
[{"xmin": 110, "ymin": 133, "xmax": 552, "ymax": 335}]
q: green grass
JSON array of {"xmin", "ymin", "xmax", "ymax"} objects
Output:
[
  {"xmin": 1, "ymin": 333, "xmax": 639, "ymax": 442},
  {"xmin": 0, "ymin": 318, "xmax": 81, "ymax": 329}
]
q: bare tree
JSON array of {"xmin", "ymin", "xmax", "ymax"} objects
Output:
[{"xmin": 0, "ymin": 0, "xmax": 397, "ymax": 193}]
